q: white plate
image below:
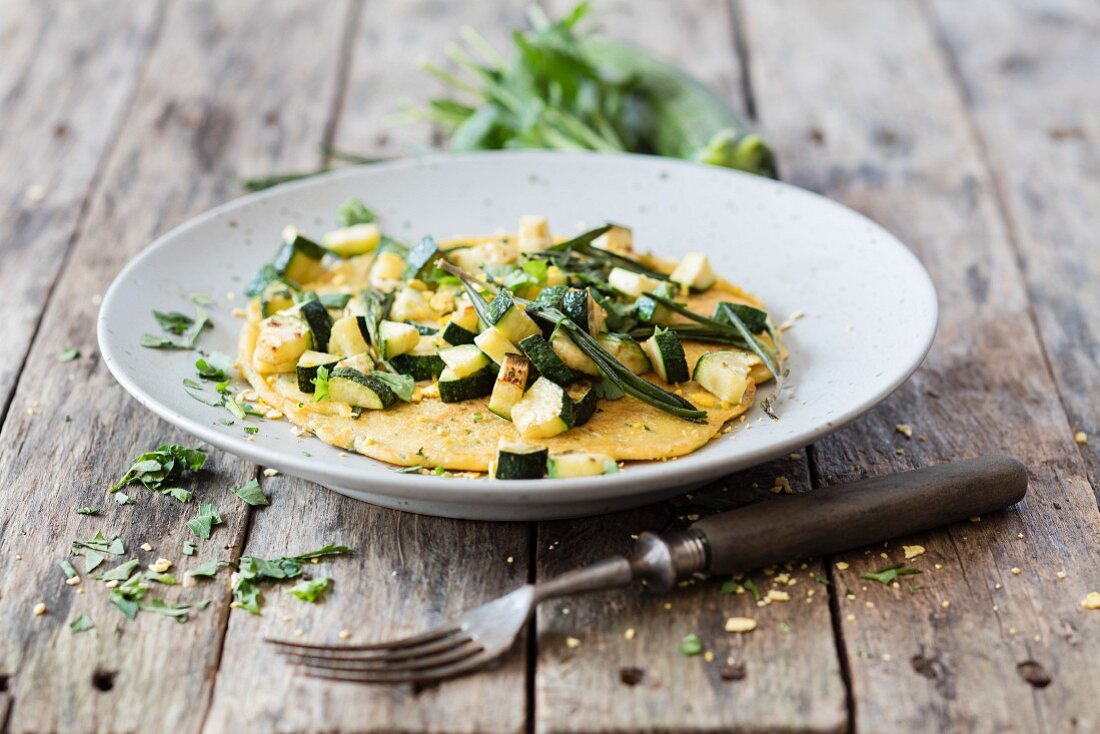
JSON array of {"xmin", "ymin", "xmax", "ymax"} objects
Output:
[{"xmin": 98, "ymin": 151, "xmax": 936, "ymax": 520}]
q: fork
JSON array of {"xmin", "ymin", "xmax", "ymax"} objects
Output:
[{"xmin": 268, "ymin": 455, "xmax": 1026, "ymax": 684}]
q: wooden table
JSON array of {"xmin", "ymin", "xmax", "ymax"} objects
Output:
[{"xmin": 2, "ymin": 0, "xmax": 1098, "ymax": 731}]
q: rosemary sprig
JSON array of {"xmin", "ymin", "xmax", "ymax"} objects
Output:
[{"xmin": 545, "ymin": 224, "xmax": 669, "ymax": 281}]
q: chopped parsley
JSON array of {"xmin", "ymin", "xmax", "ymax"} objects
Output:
[
  {"xmin": 188, "ymin": 559, "xmax": 226, "ymax": 578},
  {"xmin": 195, "ymin": 351, "xmax": 233, "ymax": 381},
  {"xmin": 678, "ymin": 633, "xmax": 703, "ymax": 657},
  {"xmin": 110, "ymin": 444, "xmax": 205, "ymax": 500},
  {"xmin": 76, "ymin": 507, "xmax": 100, "ymax": 516},
  {"xmin": 142, "ymin": 307, "xmax": 211, "ymax": 349},
  {"xmin": 311, "ymin": 365, "xmax": 330, "ymax": 402},
  {"xmin": 69, "ymin": 615, "xmax": 94, "ymax": 633},
  {"xmin": 83, "ymin": 550, "xmax": 106, "ymax": 573},
  {"xmin": 286, "ymin": 576, "xmax": 331, "ymax": 603},
  {"xmin": 718, "ymin": 579, "xmax": 740, "ymax": 595},
  {"xmin": 741, "ymin": 578, "xmax": 762, "ymax": 602},
  {"xmin": 186, "ymin": 503, "xmax": 222, "ymax": 539},
  {"xmin": 371, "ymin": 370, "xmax": 415, "ymax": 402},
  {"xmin": 861, "ymin": 563, "xmax": 922, "ymax": 586},
  {"xmin": 59, "ymin": 348, "xmax": 80, "ymax": 363},
  {"xmin": 244, "ymin": 426, "xmax": 259, "ymax": 436},
  {"xmin": 96, "ymin": 558, "xmax": 140, "ymax": 581},
  {"xmin": 182, "ymin": 540, "xmax": 196, "ymax": 556},
  {"xmin": 231, "ymin": 478, "xmax": 269, "ymax": 506},
  {"xmin": 337, "ymin": 197, "xmax": 376, "ymax": 226},
  {"xmin": 58, "ymin": 560, "xmax": 79, "ymax": 579},
  {"xmin": 232, "ymin": 545, "xmax": 354, "ymax": 615},
  {"xmin": 189, "ymin": 293, "xmax": 214, "ymax": 306},
  {"xmin": 71, "ymin": 531, "xmax": 124, "ymax": 556}
]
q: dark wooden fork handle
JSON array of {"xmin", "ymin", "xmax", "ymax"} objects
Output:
[{"xmin": 691, "ymin": 455, "xmax": 1028, "ymax": 574}]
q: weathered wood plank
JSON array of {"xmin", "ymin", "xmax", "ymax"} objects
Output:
[
  {"xmin": 203, "ymin": 3, "xmax": 533, "ymax": 732},
  {"xmin": 0, "ymin": 0, "xmax": 161, "ymax": 421},
  {"xmin": 927, "ymin": 0, "xmax": 1100, "ymax": 497},
  {"xmin": 533, "ymin": 2, "xmax": 847, "ymax": 731},
  {"xmin": 0, "ymin": 2, "xmax": 349, "ymax": 732},
  {"xmin": 741, "ymin": 0, "xmax": 1100, "ymax": 731}
]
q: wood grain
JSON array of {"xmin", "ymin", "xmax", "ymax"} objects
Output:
[
  {"xmin": 0, "ymin": 2, "xmax": 348, "ymax": 732},
  {"xmin": 741, "ymin": 0, "xmax": 1100, "ymax": 731},
  {"xmin": 926, "ymin": 0, "xmax": 1100, "ymax": 497},
  {"xmin": 0, "ymin": 0, "xmax": 162, "ymax": 421},
  {"xmin": 533, "ymin": 2, "xmax": 846, "ymax": 732},
  {"xmin": 203, "ymin": 3, "xmax": 533, "ymax": 732}
]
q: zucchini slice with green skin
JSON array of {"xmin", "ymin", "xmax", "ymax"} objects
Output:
[
  {"xmin": 322, "ymin": 223, "xmax": 380, "ymax": 258},
  {"xmin": 670, "ymin": 252, "xmax": 717, "ymax": 291},
  {"xmin": 329, "ymin": 316, "xmax": 369, "ymax": 357},
  {"xmin": 474, "ymin": 327, "xmax": 520, "ymax": 365},
  {"xmin": 273, "ymin": 229, "xmax": 327, "ymax": 285},
  {"xmin": 441, "ymin": 320, "xmax": 478, "ymax": 346},
  {"xmin": 713, "ymin": 302, "xmax": 769, "ymax": 334},
  {"xmin": 377, "ymin": 320, "xmax": 420, "ymax": 359},
  {"xmin": 389, "ymin": 336, "xmax": 445, "ymax": 381},
  {"xmin": 408, "ymin": 322, "xmax": 439, "ymax": 336},
  {"xmin": 608, "ymin": 267, "xmax": 663, "ymax": 299},
  {"xmin": 260, "ymin": 281, "xmax": 296, "ymax": 317},
  {"xmin": 297, "ymin": 299, "xmax": 333, "ymax": 353},
  {"xmin": 511, "ymin": 377, "xmax": 576, "ymax": 439},
  {"xmin": 642, "ymin": 326, "xmax": 690, "ymax": 383},
  {"xmin": 493, "ymin": 443, "xmax": 548, "ymax": 479},
  {"xmin": 534, "ymin": 285, "xmax": 569, "ymax": 310},
  {"xmin": 404, "ymin": 235, "xmax": 440, "ymax": 280},
  {"xmin": 550, "ymin": 326, "xmax": 600, "ymax": 376},
  {"xmin": 561, "ymin": 288, "xmax": 589, "ymax": 332},
  {"xmin": 566, "ymin": 382, "xmax": 598, "ymax": 427},
  {"xmin": 692, "ymin": 350, "xmax": 753, "ymax": 404},
  {"xmin": 488, "ymin": 354, "xmax": 531, "ymax": 420},
  {"xmin": 439, "ymin": 344, "xmax": 490, "ymax": 378},
  {"xmin": 255, "ymin": 314, "xmax": 312, "ymax": 368},
  {"xmin": 438, "ymin": 365, "xmax": 497, "ymax": 403},
  {"xmin": 318, "ymin": 292, "xmax": 352, "ymax": 310},
  {"xmin": 547, "ymin": 451, "xmax": 619, "ymax": 478},
  {"xmin": 518, "ymin": 334, "xmax": 577, "ymax": 386},
  {"xmin": 328, "ymin": 367, "xmax": 397, "ymax": 410},
  {"xmin": 596, "ymin": 332, "xmax": 651, "ymax": 375},
  {"xmin": 295, "ymin": 351, "xmax": 340, "ymax": 393},
  {"xmin": 485, "ymin": 290, "xmax": 542, "ymax": 344}
]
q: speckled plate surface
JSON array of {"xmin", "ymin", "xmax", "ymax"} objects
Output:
[{"xmin": 98, "ymin": 151, "xmax": 937, "ymax": 520}]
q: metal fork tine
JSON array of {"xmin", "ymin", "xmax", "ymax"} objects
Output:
[
  {"xmin": 301, "ymin": 651, "xmax": 494, "ymax": 685},
  {"xmin": 265, "ymin": 625, "xmax": 459, "ymax": 653},
  {"xmin": 279, "ymin": 634, "xmax": 473, "ymax": 666},
  {"xmin": 290, "ymin": 641, "xmax": 482, "ymax": 675}
]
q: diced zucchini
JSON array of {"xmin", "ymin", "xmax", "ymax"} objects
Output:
[
  {"xmin": 370, "ymin": 250, "xmax": 406, "ymax": 287},
  {"xmin": 518, "ymin": 334, "xmax": 577, "ymax": 386},
  {"xmin": 517, "ymin": 215, "xmax": 551, "ymax": 254},
  {"xmin": 670, "ymin": 252, "xmax": 717, "ymax": 291},
  {"xmin": 377, "ymin": 320, "xmax": 420, "ymax": 359},
  {"xmin": 318, "ymin": 292, "xmax": 352, "ymax": 310},
  {"xmin": 441, "ymin": 320, "xmax": 477, "ymax": 346},
  {"xmin": 474, "ymin": 327, "xmax": 520, "ymax": 365},
  {"xmin": 322, "ymin": 223, "xmax": 381, "ymax": 258},
  {"xmin": 642, "ymin": 326, "xmax": 689, "ymax": 383},
  {"xmin": 493, "ymin": 443, "xmax": 548, "ymax": 479},
  {"xmin": 561, "ymin": 288, "xmax": 589, "ymax": 332},
  {"xmin": 511, "ymin": 378, "xmax": 576, "ymax": 439},
  {"xmin": 449, "ymin": 301, "xmax": 481, "ymax": 333},
  {"xmin": 550, "ymin": 326, "xmax": 600, "ymax": 376},
  {"xmin": 329, "ymin": 315, "xmax": 369, "ymax": 357},
  {"xmin": 438, "ymin": 344, "xmax": 491, "ymax": 378},
  {"xmin": 488, "ymin": 354, "xmax": 531, "ymax": 420},
  {"xmin": 389, "ymin": 286, "xmax": 433, "ymax": 323},
  {"xmin": 713, "ymin": 302, "xmax": 769, "ymax": 334},
  {"xmin": 260, "ymin": 281, "xmax": 296, "ymax": 317},
  {"xmin": 534, "ymin": 285, "xmax": 568, "ymax": 310},
  {"xmin": 692, "ymin": 350, "xmax": 754, "ymax": 405},
  {"xmin": 596, "ymin": 333, "xmax": 650, "ymax": 375},
  {"xmin": 547, "ymin": 452, "xmax": 619, "ymax": 478},
  {"xmin": 295, "ymin": 351, "xmax": 340, "ymax": 393},
  {"xmin": 389, "ymin": 336, "xmax": 445, "ymax": 381},
  {"xmin": 608, "ymin": 267, "xmax": 662, "ymax": 298},
  {"xmin": 438, "ymin": 365, "xmax": 496, "ymax": 403},
  {"xmin": 408, "ymin": 322, "xmax": 438, "ymax": 336},
  {"xmin": 404, "ymin": 235, "xmax": 439, "ymax": 280},
  {"xmin": 485, "ymin": 290, "xmax": 541, "ymax": 343},
  {"xmin": 335, "ymin": 353, "xmax": 374, "ymax": 373},
  {"xmin": 274, "ymin": 228, "xmax": 327, "ymax": 284},
  {"xmin": 297, "ymin": 299, "xmax": 333, "ymax": 353},
  {"xmin": 592, "ymin": 225, "xmax": 633, "ymax": 256},
  {"xmin": 328, "ymin": 367, "xmax": 397, "ymax": 410},
  {"xmin": 566, "ymin": 381, "xmax": 598, "ymax": 427},
  {"xmin": 634, "ymin": 282, "xmax": 679, "ymax": 325},
  {"xmin": 255, "ymin": 314, "xmax": 312, "ymax": 369}
]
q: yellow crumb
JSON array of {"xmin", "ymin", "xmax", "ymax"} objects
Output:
[
  {"xmin": 565, "ymin": 637, "xmax": 581, "ymax": 649},
  {"xmin": 1075, "ymin": 431, "xmax": 1088, "ymax": 445},
  {"xmin": 895, "ymin": 423, "xmax": 913, "ymax": 439},
  {"xmin": 724, "ymin": 617, "xmax": 757, "ymax": 633},
  {"xmin": 903, "ymin": 545, "xmax": 926, "ymax": 560},
  {"xmin": 1082, "ymin": 592, "xmax": 1100, "ymax": 610}
]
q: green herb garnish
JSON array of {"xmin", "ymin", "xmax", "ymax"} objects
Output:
[
  {"xmin": 59, "ymin": 560, "xmax": 79, "ymax": 580},
  {"xmin": 861, "ymin": 563, "xmax": 922, "ymax": 586},
  {"xmin": 678, "ymin": 633, "xmax": 703, "ymax": 657},
  {"xmin": 96, "ymin": 558, "xmax": 140, "ymax": 582},
  {"xmin": 232, "ymin": 545, "xmax": 354, "ymax": 615},
  {"xmin": 69, "ymin": 615, "xmax": 94, "ymax": 633},
  {"xmin": 286, "ymin": 576, "xmax": 332, "ymax": 603},
  {"xmin": 186, "ymin": 503, "xmax": 222, "ymax": 539},
  {"xmin": 337, "ymin": 197, "xmax": 376, "ymax": 226},
  {"xmin": 59, "ymin": 348, "xmax": 80, "ymax": 362},
  {"xmin": 195, "ymin": 351, "xmax": 233, "ymax": 381},
  {"xmin": 182, "ymin": 540, "xmax": 196, "ymax": 556},
  {"xmin": 231, "ymin": 478, "xmax": 269, "ymax": 506},
  {"xmin": 188, "ymin": 559, "xmax": 226, "ymax": 578},
  {"xmin": 76, "ymin": 507, "xmax": 100, "ymax": 516},
  {"xmin": 142, "ymin": 307, "xmax": 211, "ymax": 349},
  {"xmin": 370, "ymin": 370, "xmax": 415, "ymax": 402},
  {"xmin": 110, "ymin": 444, "xmax": 206, "ymax": 499},
  {"xmin": 311, "ymin": 365, "xmax": 330, "ymax": 402}
]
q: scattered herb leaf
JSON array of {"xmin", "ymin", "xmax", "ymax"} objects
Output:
[
  {"xmin": 195, "ymin": 351, "xmax": 233, "ymax": 381},
  {"xmin": 337, "ymin": 197, "xmax": 376, "ymax": 226},
  {"xmin": 371, "ymin": 370, "xmax": 415, "ymax": 402},
  {"xmin": 232, "ymin": 545, "xmax": 354, "ymax": 614},
  {"xmin": 286, "ymin": 576, "xmax": 332, "ymax": 603},
  {"xmin": 231, "ymin": 478, "xmax": 269, "ymax": 506},
  {"xmin": 182, "ymin": 540, "xmax": 196, "ymax": 556},
  {"xmin": 678, "ymin": 633, "xmax": 703, "ymax": 657},
  {"xmin": 96, "ymin": 558, "xmax": 140, "ymax": 582},
  {"xmin": 861, "ymin": 563, "xmax": 922, "ymax": 586},
  {"xmin": 186, "ymin": 503, "xmax": 222, "ymax": 539},
  {"xmin": 76, "ymin": 507, "xmax": 100, "ymax": 516},
  {"xmin": 59, "ymin": 560, "xmax": 79, "ymax": 579},
  {"xmin": 311, "ymin": 365, "xmax": 330, "ymax": 402},
  {"xmin": 84, "ymin": 549, "xmax": 105, "ymax": 573},
  {"xmin": 189, "ymin": 293, "xmax": 214, "ymax": 306},
  {"xmin": 59, "ymin": 348, "xmax": 80, "ymax": 363},
  {"xmin": 742, "ymin": 578, "xmax": 762, "ymax": 602},
  {"xmin": 189, "ymin": 559, "xmax": 226, "ymax": 578},
  {"xmin": 69, "ymin": 615, "xmax": 94, "ymax": 633},
  {"xmin": 110, "ymin": 444, "xmax": 206, "ymax": 498}
]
